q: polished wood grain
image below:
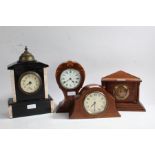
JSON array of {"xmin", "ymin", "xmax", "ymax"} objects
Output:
[
  {"xmin": 69, "ymin": 84, "xmax": 120, "ymax": 119},
  {"xmin": 101, "ymin": 70, "xmax": 146, "ymax": 111},
  {"xmin": 56, "ymin": 61, "xmax": 85, "ymax": 113}
]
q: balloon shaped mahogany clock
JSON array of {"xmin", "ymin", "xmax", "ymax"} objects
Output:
[
  {"xmin": 7, "ymin": 47, "xmax": 55, "ymax": 118},
  {"xmin": 56, "ymin": 61, "xmax": 85, "ymax": 113}
]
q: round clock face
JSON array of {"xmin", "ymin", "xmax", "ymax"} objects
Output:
[
  {"xmin": 19, "ymin": 72, "xmax": 42, "ymax": 94},
  {"xmin": 113, "ymin": 84, "xmax": 129, "ymax": 100},
  {"xmin": 60, "ymin": 68, "xmax": 81, "ymax": 89},
  {"xmin": 84, "ymin": 91, "xmax": 107, "ymax": 115}
]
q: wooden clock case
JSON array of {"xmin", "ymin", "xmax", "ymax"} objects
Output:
[
  {"xmin": 69, "ymin": 84, "xmax": 120, "ymax": 119},
  {"xmin": 8, "ymin": 47, "xmax": 54, "ymax": 118},
  {"xmin": 101, "ymin": 70, "xmax": 145, "ymax": 111},
  {"xmin": 56, "ymin": 61, "xmax": 85, "ymax": 113}
]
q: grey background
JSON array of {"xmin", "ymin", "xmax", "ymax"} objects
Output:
[{"xmin": 0, "ymin": 26, "xmax": 154, "ymax": 129}]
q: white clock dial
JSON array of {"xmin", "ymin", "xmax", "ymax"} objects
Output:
[
  {"xmin": 19, "ymin": 72, "xmax": 41, "ymax": 94},
  {"xmin": 60, "ymin": 68, "xmax": 81, "ymax": 89},
  {"xmin": 84, "ymin": 91, "xmax": 107, "ymax": 115}
]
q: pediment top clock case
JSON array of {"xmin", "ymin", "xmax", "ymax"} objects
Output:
[
  {"xmin": 101, "ymin": 70, "xmax": 146, "ymax": 111},
  {"xmin": 56, "ymin": 60, "xmax": 85, "ymax": 113},
  {"xmin": 102, "ymin": 70, "xmax": 142, "ymax": 82},
  {"xmin": 8, "ymin": 47, "xmax": 54, "ymax": 118},
  {"xmin": 69, "ymin": 84, "xmax": 120, "ymax": 119}
]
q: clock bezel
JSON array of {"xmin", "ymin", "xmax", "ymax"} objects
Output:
[
  {"xmin": 56, "ymin": 61, "xmax": 85, "ymax": 93},
  {"xmin": 18, "ymin": 71, "xmax": 42, "ymax": 95},
  {"xmin": 83, "ymin": 91, "xmax": 108, "ymax": 115},
  {"xmin": 60, "ymin": 68, "xmax": 82, "ymax": 90},
  {"xmin": 113, "ymin": 84, "xmax": 130, "ymax": 100}
]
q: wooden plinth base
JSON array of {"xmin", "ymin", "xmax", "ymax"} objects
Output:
[{"xmin": 116, "ymin": 102, "xmax": 146, "ymax": 111}]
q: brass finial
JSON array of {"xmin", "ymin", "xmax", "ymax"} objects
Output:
[
  {"xmin": 25, "ymin": 46, "xmax": 28, "ymax": 51},
  {"xmin": 19, "ymin": 46, "xmax": 36, "ymax": 62}
]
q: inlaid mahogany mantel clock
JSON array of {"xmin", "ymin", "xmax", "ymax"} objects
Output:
[
  {"xmin": 101, "ymin": 70, "xmax": 145, "ymax": 111},
  {"xmin": 69, "ymin": 84, "xmax": 120, "ymax": 119},
  {"xmin": 56, "ymin": 61, "xmax": 85, "ymax": 113},
  {"xmin": 8, "ymin": 47, "xmax": 54, "ymax": 118}
]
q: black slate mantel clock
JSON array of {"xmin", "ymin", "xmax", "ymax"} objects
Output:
[{"xmin": 8, "ymin": 47, "xmax": 54, "ymax": 118}]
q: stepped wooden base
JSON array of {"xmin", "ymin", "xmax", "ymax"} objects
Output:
[
  {"xmin": 116, "ymin": 102, "xmax": 146, "ymax": 111},
  {"xmin": 70, "ymin": 111, "xmax": 121, "ymax": 119}
]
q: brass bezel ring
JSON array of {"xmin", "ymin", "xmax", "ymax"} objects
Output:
[
  {"xmin": 18, "ymin": 71, "xmax": 42, "ymax": 95},
  {"xmin": 113, "ymin": 84, "xmax": 129, "ymax": 100},
  {"xmin": 83, "ymin": 91, "xmax": 107, "ymax": 115}
]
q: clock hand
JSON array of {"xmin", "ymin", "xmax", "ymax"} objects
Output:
[
  {"xmin": 26, "ymin": 81, "xmax": 32, "ymax": 86},
  {"xmin": 91, "ymin": 101, "xmax": 96, "ymax": 109},
  {"xmin": 64, "ymin": 78, "xmax": 72, "ymax": 83},
  {"xmin": 71, "ymin": 79, "xmax": 75, "ymax": 83},
  {"xmin": 29, "ymin": 87, "xmax": 33, "ymax": 90},
  {"xmin": 64, "ymin": 78, "xmax": 74, "ymax": 84},
  {"xmin": 93, "ymin": 101, "xmax": 96, "ymax": 112},
  {"xmin": 68, "ymin": 77, "xmax": 75, "ymax": 83},
  {"xmin": 91, "ymin": 103, "xmax": 95, "ymax": 107}
]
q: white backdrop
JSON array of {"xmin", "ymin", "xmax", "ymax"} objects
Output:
[{"xmin": 0, "ymin": 26, "xmax": 154, "ymax": 129}]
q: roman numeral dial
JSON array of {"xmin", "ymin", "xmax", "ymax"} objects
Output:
[
  {"xmin": 19, "ymin": 72, "xmax": 41, "ymax": 94},
  {"xmin": 60, "ymin": 68, "xmax": 81, "ymax": 89},
  {"xmin": 84, "ymin": 92, "xmax": 107, "ymax": 115}
]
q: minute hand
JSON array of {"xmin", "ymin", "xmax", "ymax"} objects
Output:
[
  {"xmin": 91, "ymin": 102, "xmax": 96, "ymax": 112},
  {"xmin": 64, "ymin": 78, "xmax": 71, "ymax": 83}
]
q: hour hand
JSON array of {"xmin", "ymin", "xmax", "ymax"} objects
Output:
[
  {"xmin": 91, "ymin": 102, "xmax": 96, "ymax": 108},
  {"xmin": 91, "ymin": 102, "xmax": 96, "ymax": 112},
  {"xmin": 26, "ymin": 82, "xmax": 30, "ymax": 86},
  {"xmin": 26, "ymin": 81, "xmax": 32, "ymax": 86},
  {"xmin": 71, "ymin": 79, "xmax": 74, "ymax": 83},
  {"xmin": 65, "ymin": 78, "xmax": 71, "ymax": 83},
  {"xmin": 91, "ymin": 103, "xmax": 95, "ymax": 107}
]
